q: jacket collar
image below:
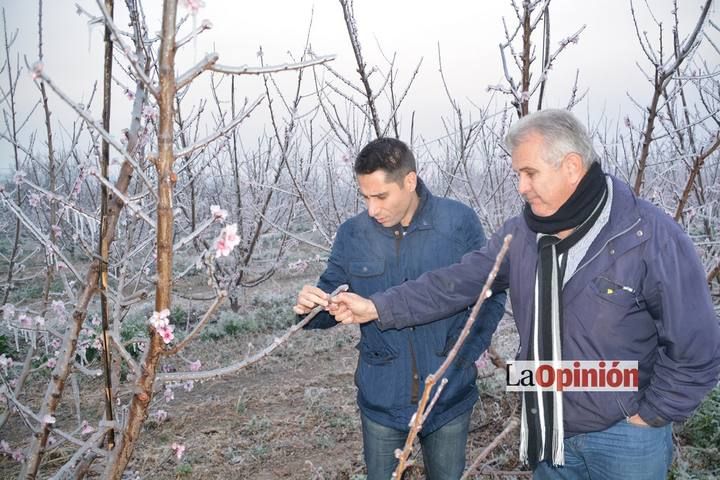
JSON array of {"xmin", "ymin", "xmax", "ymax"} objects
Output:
[{"xmin": 520, "ymin": 174, "xmax": 643, "ymax": 247}]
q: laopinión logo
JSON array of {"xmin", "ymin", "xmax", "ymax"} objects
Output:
[{"xmin": 506, "ymin": 360, "xmax": 639, "ymax": 392}]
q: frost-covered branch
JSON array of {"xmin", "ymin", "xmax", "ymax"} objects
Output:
[
  {"xmin": 210, "ymin": 54, "xmax": 336, "ymax": 76},
  {"xmin": 30, "ymin": 67, "xmax": 158, "ymax": 199},
  {"xmin": 157, "ymin": 284, "xmax": 348, "ymax": 382},
  {"xmin": 174, "ymin": 94, "xmax": 263, "ymax": 158},
  {"xmin": 175, "ymin": 52, "xmax": 219, "ymax": 90}
]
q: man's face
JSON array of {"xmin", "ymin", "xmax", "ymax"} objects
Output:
[
  {"xmin": 511, "ymin": 132, "xmax": 580, "ymax": 217},
  {"xmin": 357, "ymin": 170, "xmax": 418, "ymax": 227}
]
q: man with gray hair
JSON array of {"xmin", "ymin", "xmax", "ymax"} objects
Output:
[{"xmin": 329, "ymin": 109, "xmax": 720, "ymax": 479}]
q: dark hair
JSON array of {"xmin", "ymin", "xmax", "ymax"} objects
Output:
[{"xmin": 354, "ymin": 137, "xmax": 416, "ymax": 183}]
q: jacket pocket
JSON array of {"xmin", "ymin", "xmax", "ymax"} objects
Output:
[
  {"xmin": 349, "ymin": 260, "xmax": 385, "ymax": 277},
  {"xmin": 355, "ymin": 339, "xmax": 401, "ymax": 409},
  {"xmin": 357, "ymin": 338, "xmax": 398, "ymax": 365},
  {"xmin": 591, "ymin": 276, "xmax": 640, "ymax": 308}
]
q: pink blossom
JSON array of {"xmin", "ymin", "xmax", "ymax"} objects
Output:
[
  {"xmin": 35, "ymin": 316, "xmax": 45, "ymax": 327},
  {"xmin": 2, "ymin": 303, "xmax": 15, "ymax": 321},
  {"xmin": 0, "ymin": 354, "xmax": 13, "ymax": 373},
  {"xmin": 51, "ymin": 338, "xmax": 61, "ymax": 350},
  {"xmin": 124, "ymin": 88, "xmax": 134, "ymax": 100},
  {"xmin": 51, "ymin": 300, "xmax": 66, "ymax": 317},
  {"xmin": 46, "ymin": 358, "xmax": 56, "ymax": 369},
  {"xmin": 91, "ymin": 315, "xmax": 101, "ymax": 326},
  {"xmin": 19, "ymin": 314, "xmax": 32, "ymax": 328},
  {"xmin": 153, "ymin": 409, "xmax": 168, "ymax": 422},
  {"xmin": 81, "ymin": 420, "xmax": 95, "ymax": 435},
  {"xmin": 189, "ymin": 360, "xmax": 202, "ymax": 371},
  {"xmin": 0, "ymin": 440, "xmax": 9, "ymax": 453},
  {"xmin": 158, "ymin": 325, "xmax": 175, "ymax": 344},
  {"xmin": 12, "ymin": 449, "xmax": 24, "ymax": 463},
  {"xmin": 214, "ymin": 224, "xmax": 241, "ymax": 257},
  {"xmin": 181, "ymin": 0, "xmax": 205, "ymax": 14},
  {"xmin": 183, "ymin": 381, "xmax": 194, "ymax": 392},
  {"xmin": 475, "ymin": 351, "xmax": 490, "ymax": 370},
  {"xmin": 171, "ymin": 442, "xmax": 186, "ymax": 460},
  {"xmin": 42, "ymin": 414, "xmax": 56, "ymax": 425},
  {"xmin": 150, "ymin": 310, "xmax": 174, "ymax": 344},
  {"xmin": 13, "ymin": 170, "xmax": 26, "ymax": 185},
  {"xmin": 142, "ymin": 105, "xmax": 157, "ymax": 121},
  {"xmin": 164, "ymin": 386, "xmax": 174, "ymax": 403},
  {"xmin": 51, "ymin": 225, "xmax": 62, "ymax": 239},
  {"xmin": 149, "ymin": 309, "xmax": 171, "ymax": 329},
  {"xmin": 210, "ymin": 205, "xmax": 228, "ymax": 222},
  {"xmin": 29, "ymin": 193, "xmax": 42, "ymax": 207},
  {"xmin": 31, "ymin": 62, "xmax": 43, "ymax": 80}
]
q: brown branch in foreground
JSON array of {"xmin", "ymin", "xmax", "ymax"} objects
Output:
[
  {"xmin": 674, "ymin": 132, "xmax": 720, "ymax": 221},
  {"xmin": 102, "ymin": 0, "xmax": 177, "ymax": 476},
  {"xmin": 393, "ymin": 235, "xmax": 513, "ymax": 479},
  {"xmin": 460, "ymin": 417, "xmax": 521, "ymax": 480},
  {"xmin": 158, "ymin": 284, "xmax": 349, "ymax": 383},
  {"xmin": 708, "ymin": 262, "xmax": 720, "ymax": 285}
]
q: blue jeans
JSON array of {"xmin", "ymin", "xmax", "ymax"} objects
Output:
[
  {"xmin": 361, "ymin": 409, "xmax": 472, "ymax": 480},
  {"xmin": 533, "ymin": 419, "xmax": 673, "ymax": 480}
]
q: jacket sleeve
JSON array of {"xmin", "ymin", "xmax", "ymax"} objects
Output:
[
  {"xmin": 639, "ymin": 226, "xmax": 720, "ymax": 425},
  {"xmin": 302, "ymin": 224, "xmax": 349, "ymax": 330},
  {"xmin": 371, "ymin": 221, "xmax": 512, "ymax": 331}
]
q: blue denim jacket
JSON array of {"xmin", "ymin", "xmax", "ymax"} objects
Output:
[
  {"xmin": 306, "ymin": 179, "xmax": 507, "ymax": 433},
  {"xmin": 372, "ymin": 176, "xmax": 720, "ymax": 436}
]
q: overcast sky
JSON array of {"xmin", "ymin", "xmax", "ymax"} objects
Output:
[{"xmin": 0, "ymin": 0, "xmax": 715, "ymax": 173}]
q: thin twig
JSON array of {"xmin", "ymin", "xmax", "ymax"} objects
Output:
[
  {"xmin": 157, "ymin": 284, "xmax": 348, "ymax": 382},
  {"xmin": 393, "ymin": 235, "xmax": 513, "ymax": 479},
  {"xmin": 461, "ymin": 417, "xmax": 521, "ymax": 480}
]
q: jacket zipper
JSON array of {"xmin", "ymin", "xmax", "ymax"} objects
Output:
[
  {"xmin": 573, "ymin": 218, "xmax": 642, "ymax": 275},
  {"xmin": 395, "ymin": 228, "xmax": 420, "ymax": 404}
]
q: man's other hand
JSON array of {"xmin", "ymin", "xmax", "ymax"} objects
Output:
[
  {"xmin": 293, "ymin": 285, "xmax": 329, "ymax": 315},
  {"xmin": 328, "ymin": 292, "xmax": 378, "ymax": 324}
]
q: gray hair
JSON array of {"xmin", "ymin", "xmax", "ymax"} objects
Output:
[{"xmin": 505, "ymin": 109, "xmax": 598, "ymax": 169}]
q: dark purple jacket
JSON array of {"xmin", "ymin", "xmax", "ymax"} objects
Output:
[{"xmin": 371, "ymin": 175, "xmax": 720, "ymax": 436}]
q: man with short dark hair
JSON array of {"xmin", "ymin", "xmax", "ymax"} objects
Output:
[
  {"xmin": 329, "ymin": 111, "xmax": 720, "ymax": 479},
  {"xmin": 294, "ymin": 137, "xmax": 506, "ymax": 479}
]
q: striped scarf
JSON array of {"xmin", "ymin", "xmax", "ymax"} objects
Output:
[{"xmin": 520, "ymin": 163, "xmax": 608, "ymax": 468}]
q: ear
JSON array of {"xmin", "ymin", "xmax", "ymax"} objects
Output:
[
  {"xmin": 403, "ymin": 171, "xmax": 418, "ymax": 191},
  {"xmin": 563, "ymin": 153, "xmax": 585, "ymax": 186}
]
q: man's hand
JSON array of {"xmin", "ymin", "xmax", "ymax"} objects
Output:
[
  {"xmin": 627, "ymin": 414, "xmax": 649, "ymax": 427},
  {"xmin": 293, "ymin": 285, "xmax": 329, "ymax": 315},
  {"xmin": 328, "ymin": 292, "xmax": 378, "ymax": 324}
]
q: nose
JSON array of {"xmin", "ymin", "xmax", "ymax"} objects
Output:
[
  {"xmin": 517, "ymin": 174, "xmax": 530, "ymax": 196},
  {"xmin": 366, "ymin": 198, "xmax": 379, "ymax": 218}
]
